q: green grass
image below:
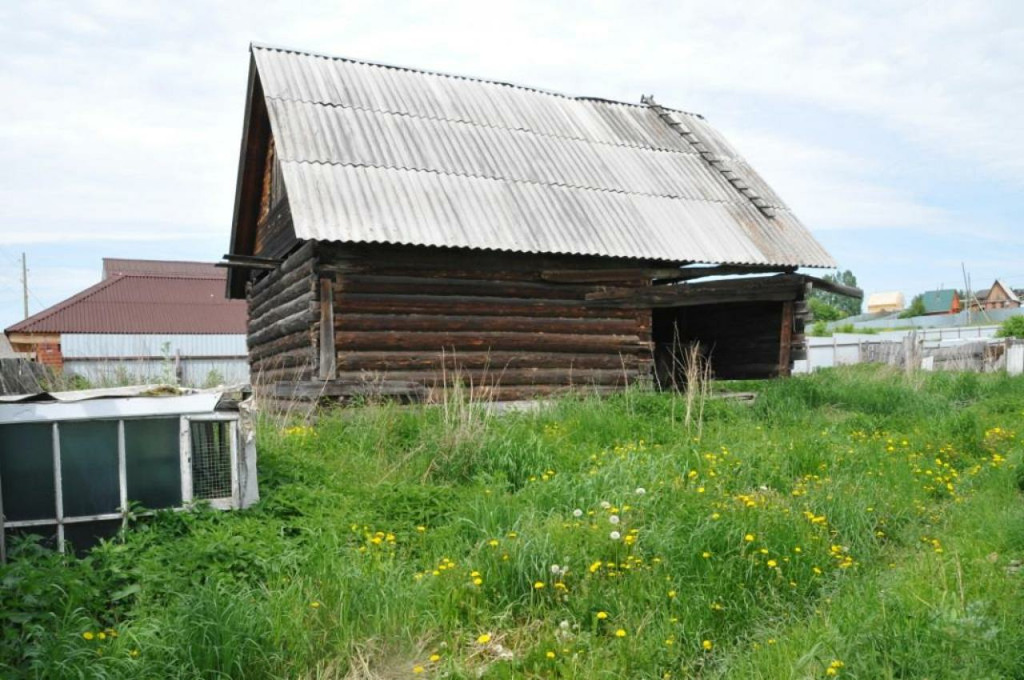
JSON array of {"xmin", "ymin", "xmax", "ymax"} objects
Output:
[{"xmin": 3, "ymin": 365, "xmax": 1024, "ymax": 679}]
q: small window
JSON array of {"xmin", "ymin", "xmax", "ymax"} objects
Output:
[{"xmin": 189, "ymin": 421, "xmax": 233, "ymax": 501}]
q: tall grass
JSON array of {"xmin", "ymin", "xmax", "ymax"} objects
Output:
[{"xmin": 2, "ymin": 366, "xmax": 1023, "ymax": 678}]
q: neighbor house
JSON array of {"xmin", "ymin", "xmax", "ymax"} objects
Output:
[
  {"xmin": 970, "ymin": 280, "xmax": 1020, "ymax": 312},
  {"xmin": 866, "ymin": 291, "xmax": 905, "ymax": 314},
  {"xmin": 5, "ymin": 259, "xmax": 249, "ymax": 386},
  {"xmin": 919, "ymin": 289, "xmax": 962, "ymax": 316},
  {"xmin": 222, "ymin": 44, "xmax": 855, "ymax": 402}
]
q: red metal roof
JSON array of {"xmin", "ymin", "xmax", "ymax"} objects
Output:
[
  {"xmin": 102, "ymin": 258, "xmax": 225, "ymax": 279},
  {"xmin": 6, "ymin": 269, "xmax": 247, "ymax": 335}
]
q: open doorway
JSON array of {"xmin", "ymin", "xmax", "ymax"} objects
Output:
[{"xmin": 653, "ymin": 301, "xmax": 793, "ymax": 387}]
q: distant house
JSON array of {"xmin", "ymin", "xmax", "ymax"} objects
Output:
[
  {"xmin": 4, "ymin": 259, "xmax": 249, "ymax": 386},
  {"xmin": 222, "ymin": 44, "xmax": 854, "ymax": 402},
  {"xmin": 866, "ymin": 292, "xmax": 905, "ymax": 314},
  {"xmin": 920, "ymin": 289, "xmax": 962, "ymax": 316},
  {"xmin": 970, "ymin": 280, "xmax": 1020, "ymax": 311}
]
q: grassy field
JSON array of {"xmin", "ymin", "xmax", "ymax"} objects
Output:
[{"xmin": 3, "ymin": 366, "xmax": 1024, "ymax": 679}]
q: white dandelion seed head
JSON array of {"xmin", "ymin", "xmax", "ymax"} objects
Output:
[
  {"xmin": 551, "ymin": 564, "xmax": 561, "ymax": 574},
  {"xmin": 610, "ymin": 531, "xmax": 621, "ymax": 540},
  {"xmin": 635, "ymin": 487, "xmax": 646, "ymax": 495},
  {"xmin": 572, "ymin": 508, "xmax": 583, "ymax": 518},
  {"xmin": 609, "ymin": 515, "xmax": 620, "ymax": 525},
  {"xmin": 559, "ymin": 620, "xmax": 570, "ymax": 630},
  {"xmin": 600, "ymin": 501, "xmax": 611, "ymax": 509}
]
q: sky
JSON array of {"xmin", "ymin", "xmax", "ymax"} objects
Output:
[{"xmin": 0, "ymin": 0, "xmax": 1022, "ymax": 329}]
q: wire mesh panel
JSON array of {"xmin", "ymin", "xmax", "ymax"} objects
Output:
[{"xmin": 189, "ymin": 421, "xmax": 233, "ymax": 501}]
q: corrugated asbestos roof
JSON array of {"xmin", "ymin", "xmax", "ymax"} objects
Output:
[
  {"xmin": 250, "ymin": 44, "xmax": 835, "ymax": 268},
  {"xmin": 6, "ymin": 266, "xmax": 247, "ymax": 335}
]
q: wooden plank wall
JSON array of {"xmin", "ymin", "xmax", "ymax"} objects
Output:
[
  {"xmin": 247, "ymin": 242, "xmax": 318, "ymax": 388},
  {"xmin": 318, "ymin": 244, "xmax": 655, "ymax": 401}
]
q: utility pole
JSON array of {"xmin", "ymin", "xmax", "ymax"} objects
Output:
[{"xmin": 21, "ymin": 252, "xmax": 28, "ymax": 319}]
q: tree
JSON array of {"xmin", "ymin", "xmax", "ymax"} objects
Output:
[
  {"xmin": 808, "ymin": 296, "xmax": 844, "ymax": 322},
  {"xmin": 810, "ymin": 269, "xmax": 861, "ymax": 319},
  {"xmin": 899, "ymin": 295, "xmax": 926, "ymax": 319},
  {"xmin": 995, "ymin": 315, "xmax": 1024, "ymax": 339}
]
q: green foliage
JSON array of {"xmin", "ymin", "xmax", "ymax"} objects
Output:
[
  {"xmin": 995, "ymin": 315, "xmax": 1024, "ymax": 339},
  {"xmin": 808, "ymin": 297, "xmax": 844, "ymax": 322},
  {"xmin": 899, "ymin": 294, "xmax": 927, "ymax": 319},
  {"xmin": 809, "ymin": 320, "xmax": 828, "ymax": 337},
  {"xmin": 3, "ymin": 368, "xmax": 1024, "ymax": 679},
  {"xmin": 810, "ymin": 269, "xmax": 861, "ymax": 318}
]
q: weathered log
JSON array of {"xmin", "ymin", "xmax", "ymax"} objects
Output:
[
  {"xmin": 334, "ymin": 313, "xmax": 642, "ymax": 336},
  {"xmin": 249, "ymin": 264, "xmax": 315, "ymax": 316},
  {"xmin": 249, "ymin": 294, "xmax": 315, "ymax": 333},
  {"xmin": 248, "ymin": 330, "xmax": 313, "ymax": 360},
  {"xmin": 335, "ymin": 293, "xmax": 639, "ymax": 319},
  {"xmin": 331, "ymin": 367, "xmax": 641, "ymax": 386},
  {"xmin": 273, "ymin": 380, "xmax": 427, "ymax": 399},
  {"xmin": 335, "ymin": 351, "xmax": 649, "ymax": 372},
  {"xmin": 249, "ymin": 309, "xmax": 318, "ymax": 348},
  {"xmin": 338, "ymin": 274, "xmax": 602, "ymax": 300},
  {"xmin": 335, "ymin": 330, "xmax": 652, "ymax": 354},
  {"xmin": 250, "ymin": 241, "xmax": 314, "ymax": 296}
]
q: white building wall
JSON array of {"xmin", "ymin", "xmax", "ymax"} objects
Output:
[{"xmin": 61, "ymin": 334, "xmax": 249, "ymax": 387}]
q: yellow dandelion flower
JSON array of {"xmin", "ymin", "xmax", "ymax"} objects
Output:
[
  {"xmin": 596, "ymin": 611, "xmax": 608, "ymax": 620},
  {"xmin": 129, "ymin": 649, "xmax": 140, "ymax": 658},
  {"xmin": 473, "ymin": 577, "xmax": 483, "ymax": 586},
  {"xmin": 534, "ymin": 581, "xmax": 546, "ymax": 589},
  {"xmin": 310, "ymin": 601, "xmax": 321, "ymax": 608},
  {"xmin": 477, "ymin": 633, "xmax": 492, "ymax": 644},
  {"xmin": 767, "ymin": 560, "xmax": 778, "ymax": 568},
  {"xmin": 615, "ymin": 629, "xmax": 627, "ymax": 638},
  {"xmin": 429, "ymin": 653, "xmax": 441, "ymax": 662},
  {"xmin": 667, "ymin": 590, "xmax": 677, "ymax": 598},
  {"xmin": 702, "ymin": 639, "xmax": 713, "ymax": 651},
  {"xmin": 97, "ymin": 632, "xmax": 106, "ymax": 640},
  {"xmin": 82, "ymin": 632, "xmax": 95, "ymax": 641},
  {"xmin": 744, "ymin": 534, "xmax": 755, "ymax": 542},
  {"xmin": 413, "ymin": 665, "xmax": 425, "ymax": 674},
  {"xmin": 702, "ymin": 551, "xmax": 712, "ymax": 559},
  {"xmin": 546, "ymin": 650, "xmax": 556, "ymax": 659}
]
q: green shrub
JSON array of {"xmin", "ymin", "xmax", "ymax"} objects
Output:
[{"xmin": 995, "ymin": 315, "xmax": 1024, "ymax": 339}]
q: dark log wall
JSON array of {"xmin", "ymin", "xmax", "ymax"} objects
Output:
[
  {"xmin": 318, "ymin": 243, "xmax": 655, "ymax": 401},
  {"xmin": 247, "ymin": 242, "xmax": 318, "ymax": 386}
]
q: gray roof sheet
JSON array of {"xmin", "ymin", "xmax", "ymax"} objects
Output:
[{"xmin": 252, "ymin": 44, "xmax": 835, "ymax": 268}]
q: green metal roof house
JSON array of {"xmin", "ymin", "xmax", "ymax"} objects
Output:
[{"xmin": 920, "ymin": 289, "xmax": 961, "ymax": 316}]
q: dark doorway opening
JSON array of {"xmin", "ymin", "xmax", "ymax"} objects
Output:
[{"xmin": 653, "ymin": 301, "xmax": 790, "ymax": 387}]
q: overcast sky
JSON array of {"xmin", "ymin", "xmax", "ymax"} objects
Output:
[{"xmin": 1, "ymin": 0, "xmax": 1022, "ymax": 329}]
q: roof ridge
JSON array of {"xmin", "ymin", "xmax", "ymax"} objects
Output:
[
  {"xmin": 280, "ymin": 158, "xmax": 787, "ymax": 210},
  {"xmin": 110, "ymin": 272, "xmax": 225, "ymax": 280},
  {"xmin": 251, "ymin": 42, "xmax": 704, "ymax": 117}
]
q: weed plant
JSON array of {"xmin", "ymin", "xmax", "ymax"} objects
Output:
[{"xmin": 2, "ymin": 366, "xmax": 1023, "ymax": 678}]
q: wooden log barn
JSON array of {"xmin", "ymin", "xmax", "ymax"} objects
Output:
[{"xmin": 222, "ymin": 44, "xmax": 858, "ymax": 403}]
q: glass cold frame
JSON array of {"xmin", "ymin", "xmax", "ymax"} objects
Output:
[
  {"xmin": 125, "ymin": 418, "xmax": 182, "ymax": 508},
  {"xmin": 0, "ymin": 423, "xmax": 56, "ymax": 522},
  {"xmin": 59, "ymin": 420, "xmax": 120, "ymax": 517}
]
